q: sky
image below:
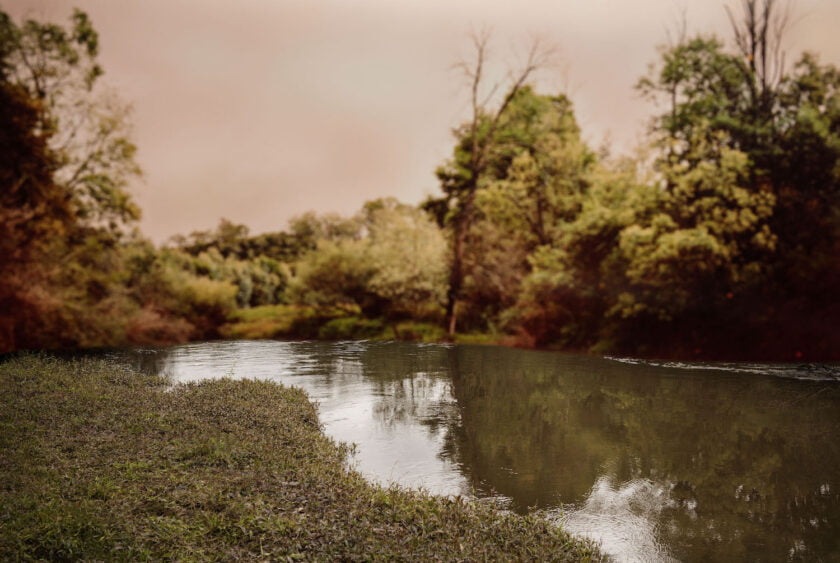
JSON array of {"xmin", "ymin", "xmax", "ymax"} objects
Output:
[{"xmin": 7, "ymin": 0, "xmax": 840, "ymax": 243}]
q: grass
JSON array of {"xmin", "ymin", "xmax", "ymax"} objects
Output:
[
  {"xmin": 220, "ymin": 304, "xmax": 325, "ymax": 339},
  {"xmin": 221, "ymin": 304, "xmax": 452, "ymax": 344},
  {"xmin": 453, "ymin": 332, "xmax": 505, "ymax": 346},
  {"xmin": 0, "ymin": 354, "xmax": 600, "ymax": 561}
]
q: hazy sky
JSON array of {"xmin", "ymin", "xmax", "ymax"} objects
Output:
[{"xmin": 7, "ymin": 0, "xmax": 840, "ymax": 242}]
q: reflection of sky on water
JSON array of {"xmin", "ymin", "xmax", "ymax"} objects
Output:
[
  {"xmin": 320, "ymin": 373, "xmax": 470, "ymax": 496},
  {"xmin": 547, "ymin": 477, "xmax": 679, "ymax": 562},
  {"xmin": 108, "ymin": 340, "xmax": 840, "ymax": 562}
]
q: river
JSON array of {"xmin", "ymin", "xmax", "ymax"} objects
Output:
[{"xmin": 110, "ymin": 339, "xmax": 840, "ymax": 562}]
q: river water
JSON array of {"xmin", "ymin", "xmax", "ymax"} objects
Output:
[{"xmin": 111, "ymin": 340, "xmax": 840, "ymax": 562}]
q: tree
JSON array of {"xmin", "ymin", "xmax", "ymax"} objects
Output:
[
  {"xmin": 637, "ymin": 0, "xmax": 790, "ymax": 181},
  {"xmin": 0, "ymin": 71, "xmax": 69, "ymax": 351},
  {"xmin": 0, "ymin": 75, "xmax": 67, "ymax": 266},
  {"xmin": 362, "ymin": 199, "xmax": 447, "ymax": 319},
  {"xmin": 290, "ymin": 200, "xmax": 447, "ymax": 320},
  {"xmin": 637, "ymin": 0, "xmax": 840, "ymax": 258},
  {"xmin": 455, "ymin": 89, "xmax": 596, "ymax": 331},
  {"xmin": 613, "ymin": 132, "xmax": 776, "ymax": 325},
  {"xmin": 624, "ymin": 0, "xmax": 840, "ymax": 356},
  {"xmin": 478, "ymin": 91, "xmax": 594, "ymax": 248},
  {"xmin": 429, "ymin": 34, "xmax": 549, "ymax": 336},
  {"xmin": 1, "ymin": 8, "xmax": 141, "ymax": 232},
  {"xmin": 0, "ymin": 9, "xmax": 143, "ymax": 351}
]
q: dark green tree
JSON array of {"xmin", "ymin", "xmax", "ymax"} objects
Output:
[{"xmin": 626, "ymin": 0, "xmax": 840, "ymax": 357}]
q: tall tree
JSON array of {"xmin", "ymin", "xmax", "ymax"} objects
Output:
[
  {"xmin": 458, "ymin": 89, "xmax": 596, "ymax": 331},
  {"xmin": 630, "ymin": 0, "xmax": 840, "ymax": 356},
  {"xmin": 0, "ymin": 68, "xmax": 69, "ymax": 351},
  {"xmin": 0, "ymin": 9, "xmax": 142, "ymax": 351},
  {"xmin": 430, "ymin": 34, "xmax": 549, "ymax": 335}
]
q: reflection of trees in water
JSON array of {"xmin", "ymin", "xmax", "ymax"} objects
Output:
[
  {"xmin": 442, "ymin": 346, "xmax": 840, "ymax": 561},
  {"xmin": 356, "ymin": 342, "xmax": 460, "ymax": 437}
]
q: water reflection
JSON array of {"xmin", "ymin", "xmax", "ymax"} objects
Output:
[
  {"xmin": 444, "ymin": 345, "xmax": 840, "ymax": 561},
  {"xmin": 554, "ymin": 476, "xmax": 678, "ymax": 562},
  {"xmin": 104, "ymin": 341, "xmax": 840, "ymax": 562}
]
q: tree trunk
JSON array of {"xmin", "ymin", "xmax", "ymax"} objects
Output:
[{"xmin": 445, "ymin": 187, "xmax": 476, "ymax": 337}]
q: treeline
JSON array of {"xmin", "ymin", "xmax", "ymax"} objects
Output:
[
  {"xmin": 2, "ymin": 2, "xmax": 839, "ymax": 359},
  {"xmin": 422, "ymin": 4, "xmax": 840, "ymax": 359}
]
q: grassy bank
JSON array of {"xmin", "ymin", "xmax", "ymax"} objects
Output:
[
  {"xmin": 0, "ymin": 355, "xmax": 599, "ymax": 560},
  {"xmin": 220, "ymin": 304, "xmax": 449, "ymax": 344}
]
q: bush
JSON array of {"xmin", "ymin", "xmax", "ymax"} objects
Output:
[{"xmin": 126, "ymin": 307, "xmax": 194, "ymax": 345}]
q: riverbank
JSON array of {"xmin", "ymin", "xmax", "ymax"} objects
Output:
[
  {"xmin": 0, "ymin": 354, "xmax": 599, "ymax": 560},
  {"xmin": 217, "ymin": 304, "xmax": 838, "ymax": 363}
]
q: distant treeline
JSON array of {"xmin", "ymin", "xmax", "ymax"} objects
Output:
[{"xmin": 2, "ymin": 2, "xmax": 839, "ymax": 360}]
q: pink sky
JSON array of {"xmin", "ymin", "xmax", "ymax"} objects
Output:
[{"xmin": 7, "ymin": 0, "xmax": 840, "ymax": 242}]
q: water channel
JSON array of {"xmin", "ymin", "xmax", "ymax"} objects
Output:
[{"xmin": 111, "ymin": 339, "xmax": 840, "ymax": 561}]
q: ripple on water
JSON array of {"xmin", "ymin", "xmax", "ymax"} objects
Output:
[{"xmin": 605, "ymin": 356, "xmax": 840, "ymax": 381}]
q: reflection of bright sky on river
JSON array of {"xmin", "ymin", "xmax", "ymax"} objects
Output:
[
  {"xmin": 159, "ymin": 340, "xmax": 471, "ymax": 496},
  {"xmin": 547, "ymin": 476, "xmax": 679, "ymax": 562}
]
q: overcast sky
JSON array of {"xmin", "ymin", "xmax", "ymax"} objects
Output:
[{"xmin": 7, "ymin": 0, "xmax": 840, "ymax": 242}]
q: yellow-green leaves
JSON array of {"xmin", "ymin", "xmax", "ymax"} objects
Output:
[{"xmin": 291, "ymin": 199, "xmax": 447, "ymax": 320}]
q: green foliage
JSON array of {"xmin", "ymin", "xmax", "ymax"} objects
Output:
[
  {"xmin": 362, "ymin": 199, "xmax": 448, "ymax": 318},
  {"xmin": 221, "ymin": 304, "xmax": 349, "ymax": 340},
  {"xmin": 503, "ymin": 163, "xmax": 650, "ymax": 348},
  {"xmin": 637, "ymin": 15, "xmax": 840, "ymax": 272},
  {"xmin": 622, "ymin": 3, "xmax": 840, "ymax": 356},
  {"xmin": 0, "ymin": 9, "xmax": 148, "ymax": 352},
  {"xmin": 4, "ymin": 4, "xmax": 840, "ymax": 359},
  {"xmin": 433, "ymin": 88, "xmax": 582, "ymax": 222},
  {"xmin": 174, "ymin": 215, "xmax": 360, "ymax": 264},
  {"xmin": 430, "ymin": 86, "xmax": 597, "ymax": 333},
  {"xmin": 637, "ymin": 36, "xmax": 748, "ymax": 164},
  {"xmin": 291, "ymin": 199, "xmax": 447, "ymax": 320},
  {"xmin": 484, "ymin": 4, "xmax": 840, "ymax": 358},
  {"xmin": 290, "ymin": 238, "xmax": 378, "ymax": 313},
  {"xmin": 1, "ymin": 8, "xmax": 141, "ymax": 230},
  {"xmin": 613, "ymin": 134, "xmax": 775, "ymax": 321}
]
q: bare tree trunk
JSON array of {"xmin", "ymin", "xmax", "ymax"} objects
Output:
[{"xmin": 445, "ymin": 224, "xmax": 464, "ymax": 336}]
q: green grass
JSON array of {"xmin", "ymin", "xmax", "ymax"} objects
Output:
[
  {"xmin": 0, "ymin": 354, "xmax": 600, "ymax": 561},
  {"xmin": 220, "ymin": 304, "xmax": 347, "ymax": 340},
  {"xmin": 390, "ymin": 321, "xmax": 447, "ymax": 342},
  {"xmin": 318, "ymin": 316, "xmax": 384, "ymax": 339},
  {"xmin": 453, "ymin": 332, "xmax": 505, "ymax": 345}
]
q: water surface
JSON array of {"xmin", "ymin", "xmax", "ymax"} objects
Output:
[{"xmin": 113, "ymin": 340, "xmax": 840, "ymax": 562}]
